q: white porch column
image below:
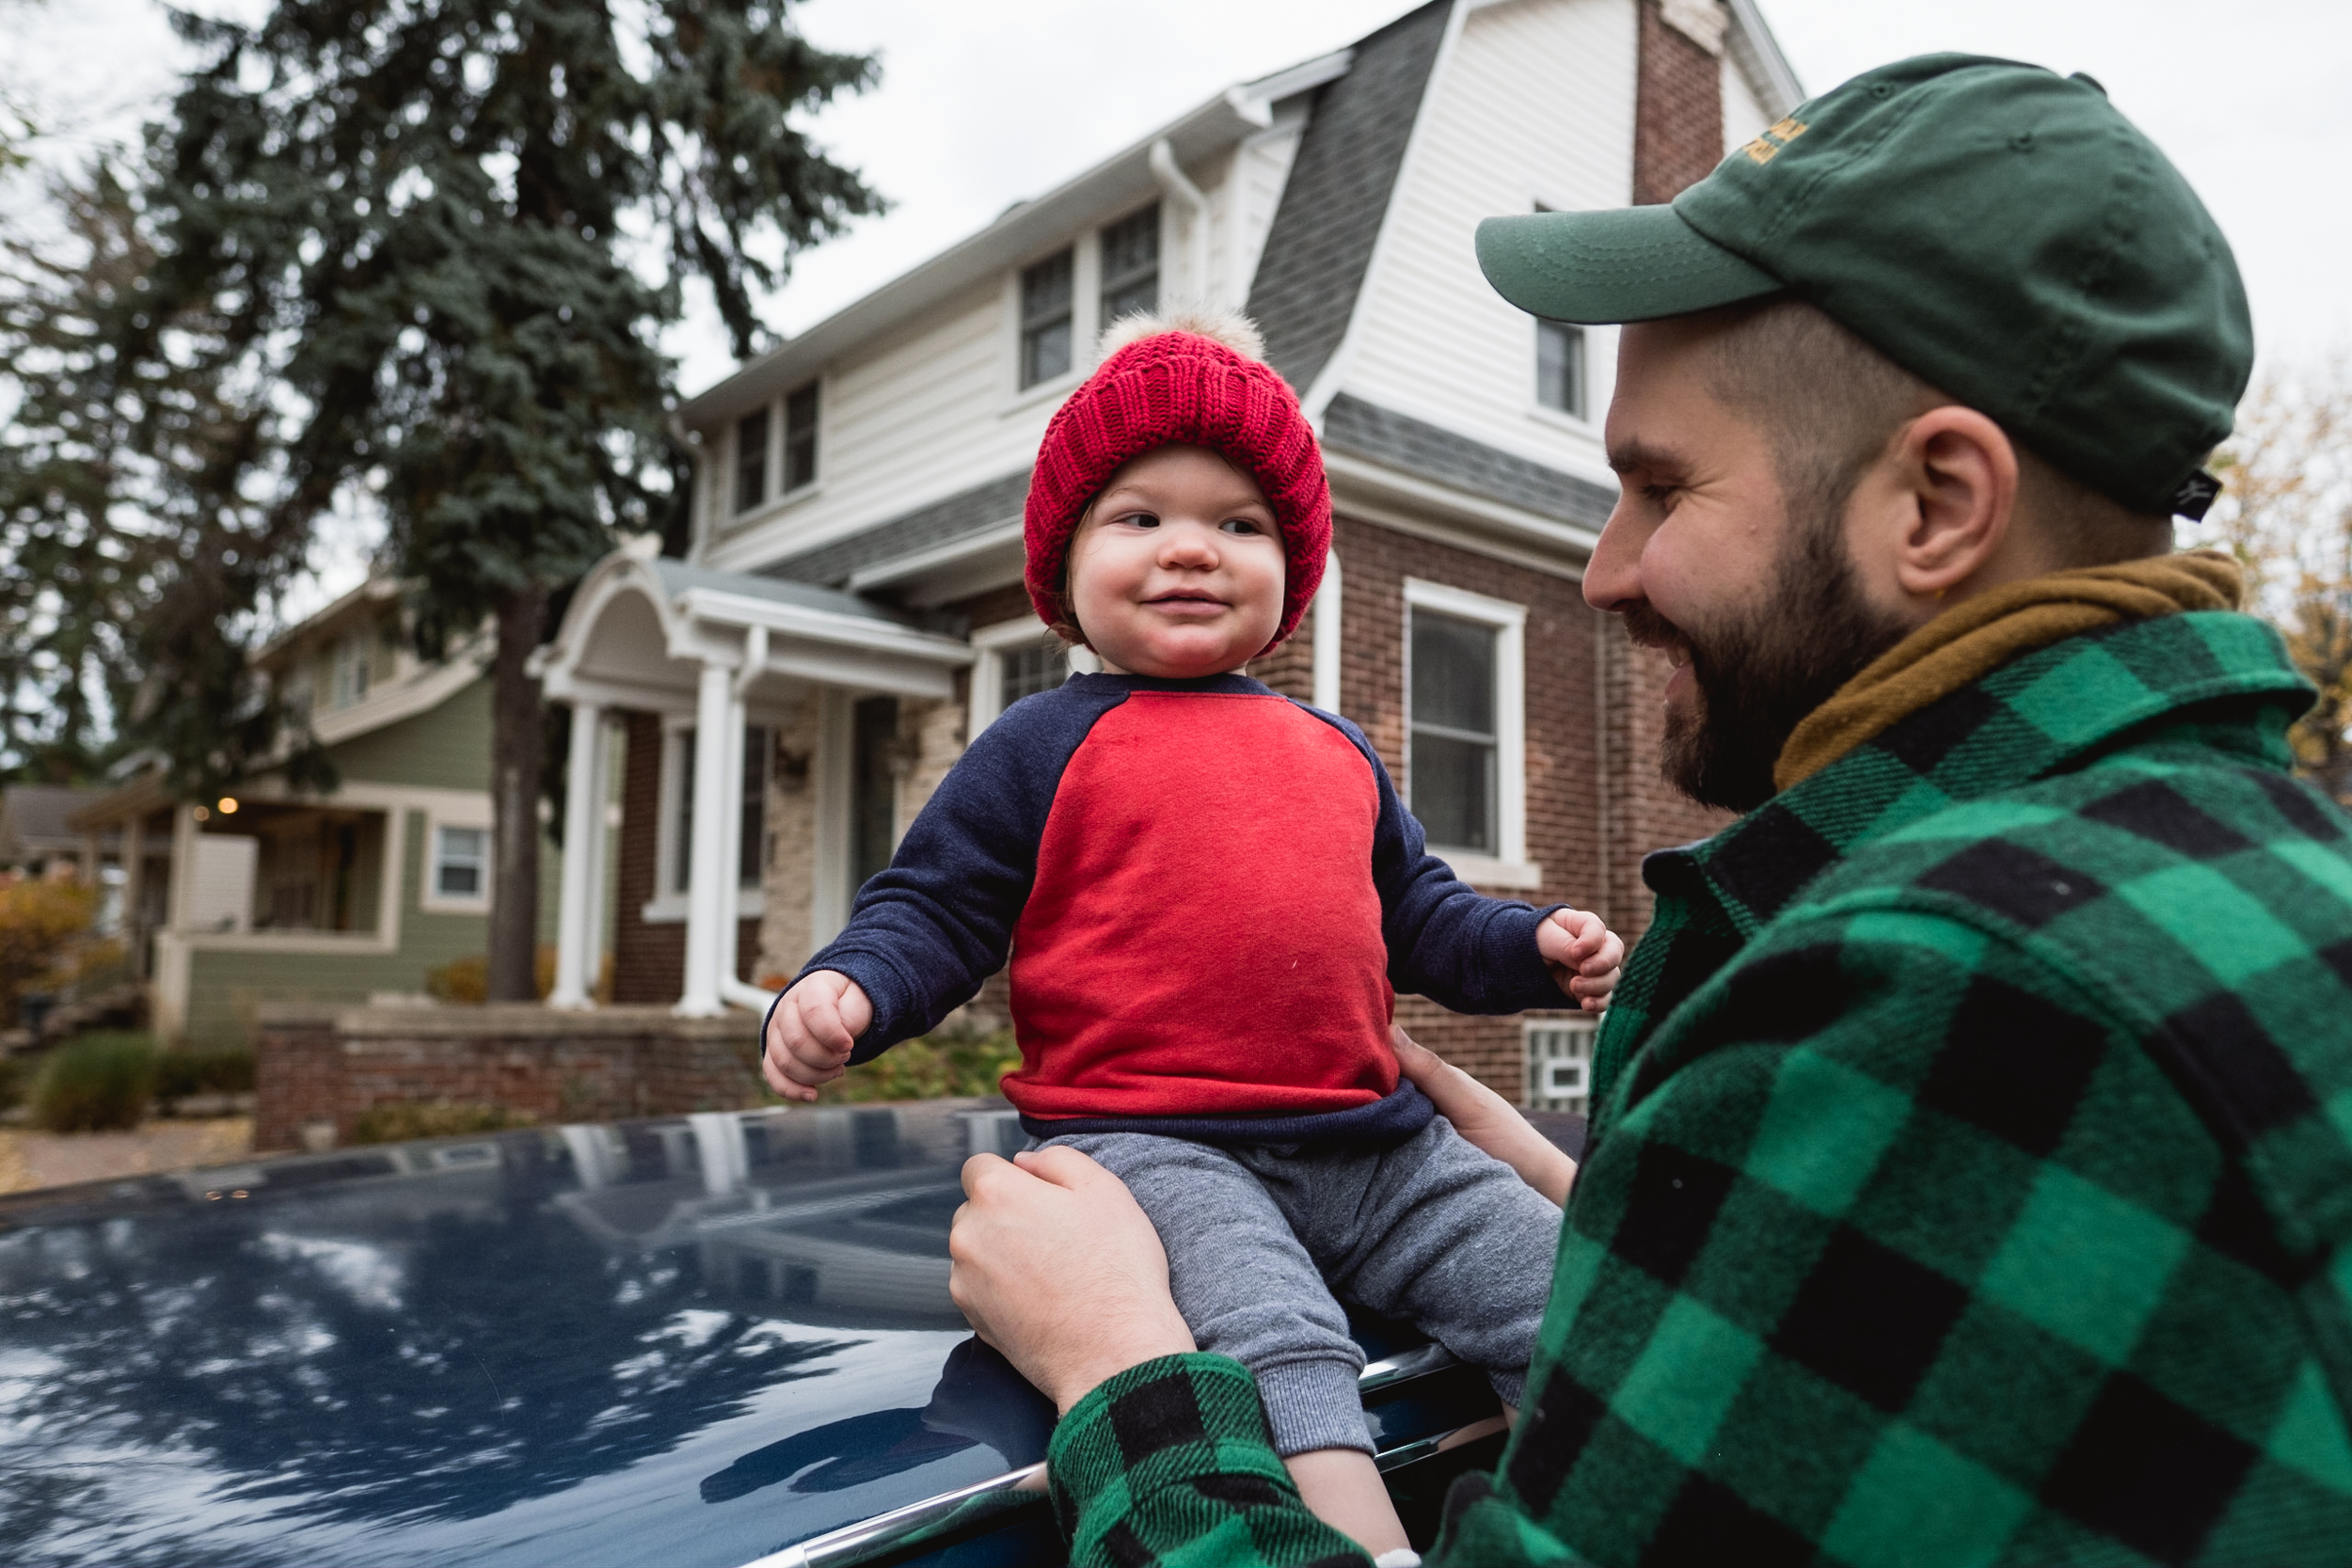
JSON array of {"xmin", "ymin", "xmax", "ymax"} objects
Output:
[
  {"xmin": 549, "ymin": 702, "xmax": 604, "ymax": 1008},
  {"xmin": 676, "ymin": 662, "xmax": 736, "ymax": 1017},
  {"xmin": 119, "ymin": 813, "xmax": 146, "ymax": 965},
  {"xmin": 1311, "ymin": 547, "xmax": 1343, "ymax": 713}
]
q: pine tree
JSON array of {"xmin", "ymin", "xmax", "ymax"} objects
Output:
[{"xmin": 122, "ymin": 0, "xmax": 882, "ymax": 998}]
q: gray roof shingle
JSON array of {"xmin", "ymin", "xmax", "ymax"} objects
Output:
[
  {"xmin": 759, "ymin": 469, "xmax": 1030, "ymax": 590},
  {"xmin": 1247, "ymin": 0, "xmax": 1450, "ymax": 396},
  {"xmin": 1323, "ymin": 393, "xmax": 1617, "ymax": 529}
]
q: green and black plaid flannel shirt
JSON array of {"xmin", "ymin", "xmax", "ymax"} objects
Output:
[{"xmin": 1046, "ymin": 610, "xmax": 2352, "ymax": 1565}]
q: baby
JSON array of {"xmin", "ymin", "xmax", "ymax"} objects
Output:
[{"xmin": 762, "ymin": 312, "xmax": 1619, "ymax": 1560}]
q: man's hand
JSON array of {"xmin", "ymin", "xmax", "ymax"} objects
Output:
[
  {"xmin": 760, "ymin": 971, "xmax": 873, "ymax": 1101},
  {"xmin": 1394, "ymin": 1025, "xmax": 1575, "ymax": 1206},
  {"xmin": 1538, "ymin": 907, "xmax": 1624, "ymax": 1013},
  {"xmin": 948, "ymin": 1145, "xmax": 1196, "ymax": 1416}
]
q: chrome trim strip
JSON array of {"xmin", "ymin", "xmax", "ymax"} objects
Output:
[
  {"xmin": 1357, "ymin": 1340, "xmax": 1459, "ymax": 1393},
  {"xmin": 732, "ymin": 1343, "xmax": 1474, "ymax": 1568},
  {"xmin": 731, "ymin": 1461, "xmax": 1047, "ymax": 1568}
]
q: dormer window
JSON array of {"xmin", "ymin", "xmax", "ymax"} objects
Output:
[
  {"xmin": 735, "ymin": 406, "xmax": 769, "ymax": 513},
  {"xmin": 784, "ymin": 382, "xmax": 819, "ymax": 492},
  {"xmin": 1100, "ymin": 204, "xmax": 1160, "ymax": 325},
  {"xmin": 1020, "ymin": 249, "xmax": 1074, "ymax": 388},
  {"xmin": 1536, "ymin": 319, "xmax": 1586, "ymax": 420}
]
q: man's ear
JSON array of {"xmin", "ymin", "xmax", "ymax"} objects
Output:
[{"xmin": 1887, "ymin": 405, "xmax": 2020, "ymax": 601}]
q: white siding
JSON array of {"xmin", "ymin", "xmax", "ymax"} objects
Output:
[
  {"xmin": 1722, "ymin": 44, "xmax": 1772, "ymax": 152},
  {"xmin": 1336, "ymin": 0, "xmax": 1637, "ymax": 489},
  {"xmin": 699, "ymin": 144, "xmax": 1281, "ymax": 577}
]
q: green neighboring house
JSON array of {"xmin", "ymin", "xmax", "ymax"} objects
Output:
[{"xmin": 70, "ymin": 578, "xmax": 558, "ymax": 1047}]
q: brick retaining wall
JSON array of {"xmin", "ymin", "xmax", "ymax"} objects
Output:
[{"xmin": 254, "ymin": 1003, "xmax": 765, "ymax": 1152}]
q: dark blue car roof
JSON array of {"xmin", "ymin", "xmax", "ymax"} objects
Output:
[{"xmin": 0, "ymin": 1100, "xmax": 1056, "ymax": 1568}]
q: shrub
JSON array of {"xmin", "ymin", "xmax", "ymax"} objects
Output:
[
  {"xmin": 152, "ymin": 1046, "xmax": 256, "ymax": 1111},
  {"xmin": 0, "ymin": 1053, "xmax": 24, "ymax": 1116},
  {"xmin": 32, "ymin": 1032, "xmax": 156, "ymax": 1132},
  {"xmin": 424, "ymin": 945, "xmax": 556, "ymax": 1004},
  {"xmin": 350, "ymin": 1100, "xmax": 536, "ymax": 1145},
  {"xmin": 813, "ymin": 1027, "xmax": 1021, "ymax": 1104},
  {"xmin": 0, "ymin": 879, "xmax": 98, "ymax": 1027}
]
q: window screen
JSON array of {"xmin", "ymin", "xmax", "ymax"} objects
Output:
[
  {"xmin": 436, "ymin": 826, "xmax": 485, "ymax": 898},
  {"xmin": 735, "ymin": 407, "xmax": 769, "ymax": 513},
  {"xmin": 673, "ymin": 729, "xmax": 695, "ymax": 895},
  {"xmin": 1408, "ymin": 610, "xmax": 1500, "ymax": 853},
  {"xmin": 1536, "ymin": 320, "xmax": 1585, "ymax": 419},
  {"xmin": 1099, "ymin": 205, "xmax": 1160, "ymax": 325},
  {"xmin": 999, "ymin": 641, "xmax": 1069, "ymax": 712},
  {"xmin": 850, "ymin": 697, "xmax": 900, "ymax": 896},
  {"xmin": 783, "ymin": 383, "xmax": 818, "ymax": 492},
  {"xmin": 739, "ymin": 726, "xmax": 771, "ymax": 889},
  {"xmin": 1020, "ymin": 249, "xmax": 1074, "ymax": 388}
]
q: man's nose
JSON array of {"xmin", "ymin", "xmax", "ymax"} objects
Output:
[{"xmin": 1582, "ymin": 497, "xmax": 1647, "ymax": 612}]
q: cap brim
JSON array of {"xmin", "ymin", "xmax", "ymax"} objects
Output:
[{"xmin": 1476, "ymin": 206, "xmax": 1784, "ymax": 324}]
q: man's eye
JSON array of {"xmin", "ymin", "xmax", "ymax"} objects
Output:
[{"xmin": 1643, "ymin": 484, "xmax": 1683, "ymax": 511}]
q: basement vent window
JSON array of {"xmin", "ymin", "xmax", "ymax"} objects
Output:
[
  {"xmin": 1526, "ymin": 1018, "xmax": 1598, "ymax": 1114},
  {"xmin": 1020, "ymin": 247, "xmax": 1074, "ymax": 389}
]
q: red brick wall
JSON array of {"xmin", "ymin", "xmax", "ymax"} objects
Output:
[
  {"xmin": 1331, "ymin": 515, "xmax": 1600, "ymax": 1100},
  {"xmin": 1633, "ymin": 0, "xmax": 1726, "ymax": 206},
  {"xmin": 254, "ymin": 1006, "xmax": 765, "ymax": 1150},
  {"xmin": 610, "ymin": 710, "xmax": 757, "ymax": 1006}
]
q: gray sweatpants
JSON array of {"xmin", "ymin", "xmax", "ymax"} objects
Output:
[{"xmin": 1040, "ymin": 1116, "xmax": 1562, "ymax": 1457}]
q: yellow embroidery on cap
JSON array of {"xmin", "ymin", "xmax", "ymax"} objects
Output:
[{"xmin": 1742, "ymin": 118, "xmax": 1809, "ymax": 165}]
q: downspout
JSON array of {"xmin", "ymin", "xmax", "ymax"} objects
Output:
[{"xmin": 1149, "ymin": 138, "xmax": 1212, "ymax": 309}]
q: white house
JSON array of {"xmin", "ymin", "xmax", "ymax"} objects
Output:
[{"xmin": 533, "ymin": 0, "xmax": 1800, "ymax": 1103}]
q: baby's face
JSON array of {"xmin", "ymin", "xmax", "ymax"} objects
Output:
[{"xmin": 1066, "ymin": 444, "xmax": 1285, "ymax": 679}]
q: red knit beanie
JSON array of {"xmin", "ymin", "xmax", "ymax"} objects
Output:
[{"xmin": 1025, "ymin": 311, "xmax": 1329, "ymax": 656}]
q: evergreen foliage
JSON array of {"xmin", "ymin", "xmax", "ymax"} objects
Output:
[{"xmin": 2, "ymin": 1, "xmax": 882, "ymax": 994}]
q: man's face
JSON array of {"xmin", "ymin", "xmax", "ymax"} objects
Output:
[{"xmin": 1583, "ymin": 317, "xmax": 1910, "ymax": 812}]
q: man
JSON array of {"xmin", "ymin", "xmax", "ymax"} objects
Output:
[{"xmin": 949, "ymin": 55, "xmax": 2352, "ymax": 1566}]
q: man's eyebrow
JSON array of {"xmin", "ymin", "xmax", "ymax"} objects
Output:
[{"xmin": 1607, "ymin": 438, "xmax": 1691, "ymax": 477}]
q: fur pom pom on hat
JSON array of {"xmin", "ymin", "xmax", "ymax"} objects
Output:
[{"xmin": 1025, "ymin": 309, "xmax": 1329, "ymax": 655}]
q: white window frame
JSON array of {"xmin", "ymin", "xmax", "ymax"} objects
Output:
[
  {"xmin": 778, "ymin": 377, "xmax": 823, "ymax": 502},
  {"xmin": 1532, "ymin": 318, "xmax": 1590, "ymax": 426},
  {"xmin": 1525, "ymin": 1016, "xmax": 1600, "ymax": 1112},
  {"xmin": 1403, "ymin": 578, "xmax": 1538, "ymax": 890},
  {"xmin": 968, "ymin": 616, "xmax": 1097, "ymax": 738},
  {"xmin": 421, "ymin": 814, "xmax": 493, "ymax": 914},
  {"xmin": 1004, "ymin": 233, "xmax": 1099, "ymax": 410},
  {"xmin": 646, "ymin": 714, "xmax": 769, "ymax": 925}
]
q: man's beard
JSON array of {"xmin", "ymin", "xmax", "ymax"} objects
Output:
[{"xmin": 1626, "ymin": 512, "xmax": 1913, "ymax": 814}]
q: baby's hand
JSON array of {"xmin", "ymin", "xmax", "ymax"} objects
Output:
[
  {"xmin": 1537, "ymin": 908, "xmax": 1624, "ymax": 1014},
  {"xmin": 761, "ymin": 971, "xmax": 874, "ymax": 1102}
]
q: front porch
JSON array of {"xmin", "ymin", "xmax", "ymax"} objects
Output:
[{"xmin": 534, "ymin": 540, "xmax": 976, "ymax": 1018}]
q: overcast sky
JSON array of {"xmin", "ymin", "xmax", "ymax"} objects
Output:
[{"xmin": 4, "ymin": 0, "xmax": 2345, "ymax": 608}]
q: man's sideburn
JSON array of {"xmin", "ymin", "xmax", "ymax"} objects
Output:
[{"xmin": 1630, "ymin": 498, "xmax": 1912, "ymax": 814}]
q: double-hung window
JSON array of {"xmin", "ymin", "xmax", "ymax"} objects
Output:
[
  {"xmin": 1403, "ymin": 579, "xmax": 1534, "ymax": 884},
  {"xmin": 1536, "ymin": 319, "xmax": 1586, "ymax": 420},
  {"xmin": 435, "ymin": 826, "xmax": 486, "ymax": 899},
  {"xmin": 1020, "ymin": 249, "xmax": 1074, "ymax": 389},
  {"xmin": 1099, "ymin": 204, "xmax": 1159, "ymax": 325},
  {"xmin": 735, "ymin": 406, "xmax": 769, "ymax": 514},
  {"xmin": 669, "ymin": 724, "xmax": 773, "ymax": 897},
  {"xmin": 968, "ymin": 618, "xmax": 1090, "ymax": 738},
  {"xmin": 783, "ymin": 383, "xmax": 818, "ymax": 493}
]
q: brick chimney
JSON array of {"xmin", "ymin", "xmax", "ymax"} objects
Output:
[{"xmin": 1632, "ymin": 0, "xmax": 1728, "ymax": 204}]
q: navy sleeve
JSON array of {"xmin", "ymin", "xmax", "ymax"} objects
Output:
[
  {"xmin": 781, "ymin": 680, "xmax": 1128, "ymax": 1061},
  {"xmin": 1299, "ymin": 705, "xmax": 1568, "ymax": 1015}
]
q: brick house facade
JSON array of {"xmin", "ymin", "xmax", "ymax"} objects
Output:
[{"xmin": 535, "ymin": 0, "xmax": 1799, "ymax": 1106}]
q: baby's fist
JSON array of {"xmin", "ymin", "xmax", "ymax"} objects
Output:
[
  {"xmin": 762, "ymin": 971, "xmax": 874, "ymax": 1101},
  {"xmin": 1537, "ymin": 908, "xmax": 1624, "ymax": 1014}
]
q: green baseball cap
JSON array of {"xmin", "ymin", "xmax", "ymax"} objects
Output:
[{"xmin": 1476, "ymin": 54, "xmax": 2251, "ymax": 518}]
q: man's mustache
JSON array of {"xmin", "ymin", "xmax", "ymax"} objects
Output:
[{"xmin": 1621, "ymin": 602, "xmax": 1694, "ymax": 665}]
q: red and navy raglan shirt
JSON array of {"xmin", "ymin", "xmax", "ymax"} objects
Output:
[{"xmin": 778, "ymin": 672, "xmax": 1570, "ymax": 1145}]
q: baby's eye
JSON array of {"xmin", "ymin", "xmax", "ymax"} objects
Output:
[
  {"xmin": 1221, "ymin": 516, "xmax": 1266, "ymax": 536},
  {"xmin": 1118, "ymin": 511, "xmax": 1160, "ymax": 529}
]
